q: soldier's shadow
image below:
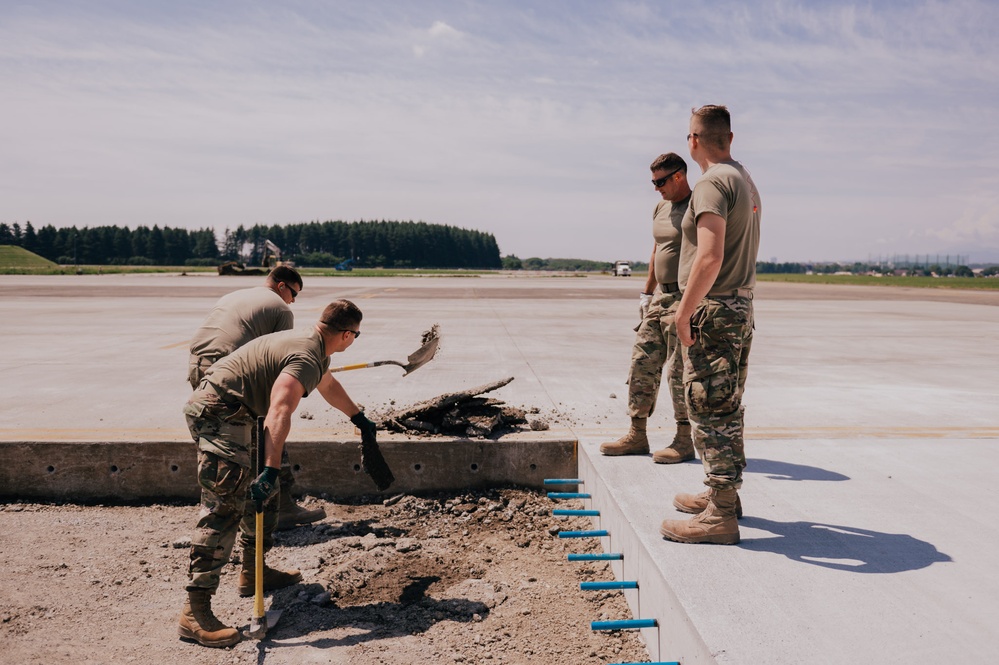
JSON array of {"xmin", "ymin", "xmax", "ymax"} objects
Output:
[
  {"xmin": 254, "ymin": 576, "xmax": 489, "ymax": 653},
  {"xmin": 745, "ymin": 458, "xmax": 850, "ymax": 482},
  {"xmin": 739, "ymin": 516, "xmax": 951, "ymax": 573},
  {"xmin": 677, "ymin": 458, "xmax": 849, "ymax": 482}
]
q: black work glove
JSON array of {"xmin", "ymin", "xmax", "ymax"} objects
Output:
[
  {"xmin": 351, "ymin": 411, "xmax": 378, "ymax": 442},
  {"xmin": 250, "ymin": 466, "xmax": 280, "ymax": 506},
  {"xmin": 351, "ymin": 412, "xmax": 394, "ymax": 491}
]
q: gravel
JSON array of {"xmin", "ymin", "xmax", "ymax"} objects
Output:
[{"xmin": 0, "ymin": 489, "xmax": 650, "ymax": 664}]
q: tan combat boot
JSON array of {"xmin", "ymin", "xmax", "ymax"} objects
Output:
[
  {"xmin": 276, "ymin": 483, "xmax": 327, "ymax": 531},
  {"xmin": 659, "ymin": 488, "xmax": 740, "ymax": 545},
  {"xmin": 237, "ymin": 547, "xmax": 303, "ymax": 597},
  {"xmin": 673, "ymin": 489, "xmax": 743, "ymax": 518},
  {"xmin": 599, "ymin": 418, "xmax": 650, "ymax": 456},
  {"xmin": 178, "ymin": 590, "xmax": 240, "ymax": 648},
  {"xmin": 652, "ymin": 422, "xmax": 694, "ymax": 464}
]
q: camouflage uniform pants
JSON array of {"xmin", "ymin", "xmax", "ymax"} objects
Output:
[
  {"xmin": 183, "ymin": 389, "xmax": 279, "ymax": 592},
  {"xmin": 627, "ymin": 291, "xmax": 687, "ymax": 424},
  {"xmin": 682, "ymin": 295, "xmax": 753, "ymax": 490},
  {"xmin": 189, "ymin": 358, "xmax": 297, "ymax": 493}
]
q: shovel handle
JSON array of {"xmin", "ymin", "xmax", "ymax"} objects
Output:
[
  {"xmin": 254, "ymin": 511, "xmax": 264, "ymax": 619},
  {"xmin": 329, "ymin": 360, "xmax": 404, "ymax": 373},
  {"xmin": 254, "ymin": 416, "xmax": 265, "ymax": 620}
]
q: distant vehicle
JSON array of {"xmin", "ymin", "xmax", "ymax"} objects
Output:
[
  {"xmin": 335, "ymin": 258, "xmax": 354, "ymax": 271},
  {"xmin": 613, "ymin": 261, "xmax": 632, "ymax": 277},
  {"xmin": 219, "ymin": 238, "xmax": 293, "ymax": 275}
]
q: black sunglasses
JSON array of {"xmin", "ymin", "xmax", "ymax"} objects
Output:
[
  {"xmin": 338, "ymin": 329, "xmax": 360, "ymax": 339},
  {"xmin": 283, "ymin": 283, "xmax": 299, "ymax": 299},
  {"xmin": 652, "ymin": 170, "xmax": 681, "ymax": 188}
]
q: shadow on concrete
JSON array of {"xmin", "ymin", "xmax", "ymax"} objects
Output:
[
  {"xmin": 252, "ymin": 576, "xmax": 489, "ymax": 657},
  {"xmin": 739, "ymin": 516, "xmax": 952, "ymax": 573},
  {"xmin": 745, "ymin": 458, "xmax": 850, "ymax": 482}
]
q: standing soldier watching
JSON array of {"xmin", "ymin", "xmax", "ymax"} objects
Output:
[
  {"xmin": 660, "ymin": 105, "xmax": 761, "ymax": 545},
  {"xmin": 188, "ymin": 266, "xmax": 326, "ymax": 530},
  {"xmin": 601, "ymin": 152, "xmax": 695, "ymax": 463},
  {"xmin": 179, "ymin": 299, "xmax": 376, "ymax": 647}
]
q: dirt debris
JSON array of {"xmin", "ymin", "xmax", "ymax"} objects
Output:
[
  {"xmin": 0, "ymin": 490, "xmax": 651, "ymax": 664},
  {"xmin": 374, "ymin": 377, "xmax": 534, "ymax": 438}
]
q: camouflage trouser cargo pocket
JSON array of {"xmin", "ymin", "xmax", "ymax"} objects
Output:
[
  {"xmin": 184, "ymin": 389, "xmax": 253, "ymax": 467},
  {"xmin": 188, "ymin": 450, "xmax": 251, "ymax": 591},
  {"xmin": 197, "ymin": 450, "xmax": 249, "ymax": 498},
  {"xmin": 627, "ymin": 292, "xmax": 686, "ymax": 421},
  {"xmin": 682, "ymin": 297, "xmax": 754, "ymax": 489},
  {"xmin": 683, "ymin": 299, "xmax": 752, "ymax": 415}
]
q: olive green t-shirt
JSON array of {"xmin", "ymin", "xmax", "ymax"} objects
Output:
[
  {"xmin": 678, "ymin": 160, "xmax": 761, "ymax": 294},
  {"xmin": 189, "ymin": 286, "xmax": 293, "ymax": 361},
  {"xmin": 652, "ymin": 194, "xmax": 690, "ymax": 285},
  {"xmin": 204, "ymin": 328, "xmax": 330, "ymax": 419}
]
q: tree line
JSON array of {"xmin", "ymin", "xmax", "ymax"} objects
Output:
[{"xmin": 0, "ymin": 220, "xmax": 502, "ymax": 269}]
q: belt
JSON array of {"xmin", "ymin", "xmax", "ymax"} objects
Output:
[
  {"xmin": 661, "ymin": 282, "xmax": 681, "ymax": 293},
  {"xmin": 707, "ymin": 287, "xmax": 754, "ymax": 299},
  {"xmin": 206, "ymin": 379, "xmax": 242, "ymax": 408}
]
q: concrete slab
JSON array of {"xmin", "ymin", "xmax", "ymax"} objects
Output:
[{"xmin": 2, "ymin": 273, "xmax": 998, "ymax": 663}]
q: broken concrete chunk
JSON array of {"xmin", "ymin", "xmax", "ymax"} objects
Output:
[{"xmin": 375, "ymin": 377, "xmax": 535, "ymax": 438}]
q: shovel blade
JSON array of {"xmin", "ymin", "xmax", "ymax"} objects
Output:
[
  {"xmin": 243, "ymin": 609, "xmax": 284, "ymax": 640},
  {"xmin": 402, "ymin": 335, "xmax": 440, "ymax": 375}
]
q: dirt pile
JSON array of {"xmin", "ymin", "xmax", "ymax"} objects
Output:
[{"xmin": 374, "ymin": 377, "xmax": 551, "ymax": 437}]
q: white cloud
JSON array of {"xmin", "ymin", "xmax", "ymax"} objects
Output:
[{"xmin": 428, "ymin": 20, "xmax": 461, "ymax": 39}]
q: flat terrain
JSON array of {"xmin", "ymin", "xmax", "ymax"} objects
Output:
[{"xmin": 1, "ymin": 273, "xmax": 997, "ymax": 664}]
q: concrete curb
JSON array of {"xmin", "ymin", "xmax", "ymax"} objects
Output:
[
  {"xmin": 0, "ymin": 438, "xmax": 577, "ymax": 502},
  {"xmin": 577, "ymin": 444, "xmax": 716, "ymax": 665}
]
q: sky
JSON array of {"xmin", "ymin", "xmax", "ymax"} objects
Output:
[{"xmin": 3, "ymin": 1, "xmax": 999, "ymax": 264}]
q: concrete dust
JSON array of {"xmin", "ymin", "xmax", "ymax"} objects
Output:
[{"xmin": 0, "ymin": 490, "xmax": 649, "ymax": 664}]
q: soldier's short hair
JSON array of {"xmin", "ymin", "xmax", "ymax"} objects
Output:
[
  {"xmin": 319, "ymin": 299, "xmax": 362, "ymax": 331},
  {"xmin": 691, "ymin": 105, "xmax": 732, "ymax": 150},
  {"xmin": 650, "ymin": 152, "xmax": 687, "ymax": 174},
  {"xmin": 270, "ymin": 265, "xmax": 303, "ymax": 290}
]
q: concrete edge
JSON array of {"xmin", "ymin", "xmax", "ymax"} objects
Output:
[
  {"xmin": 0, "ymin": 438, "xmax": 578, "ymax": 502},
  {"xmin": 578, "ymin": 446, "xmax": 717, "ymax": 665}
]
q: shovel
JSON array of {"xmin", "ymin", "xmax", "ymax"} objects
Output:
[
  {"xmin": 244, "ymin": 416, "xmax": 283, "ymax": 640},
  {"xmin": 329, "ymin": 326, "xmax": 440, "ymax": 377}
]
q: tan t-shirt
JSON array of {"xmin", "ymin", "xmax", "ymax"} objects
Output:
[
  {"xmin": 204, "ymin": 328, "xmax": 330, "ymax": 418},
  {"xmin": 652, "ymin": 194, "xmax": 690, "ymax": 285},
  {"xmin": 189, "ymin": 287, "xmax": 294, "ymax": 361},
  {"xmin": 678, "ymin": 160, "xmax": 761, "ymax": 293}
]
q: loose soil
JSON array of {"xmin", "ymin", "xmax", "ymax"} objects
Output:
[{"xmin": 0, "ymin": 489, "xmax": 650, "ymax": 665}]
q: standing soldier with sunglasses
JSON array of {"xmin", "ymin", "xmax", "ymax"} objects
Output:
[
  {"xmin": 188, "ymin": 266, "xmax": 326, "ymax": 532},
  {"xmin": 660, "ymin": 105, "xmax": 761, "ymax": 546},
  {"xmin": 179, "ymin": 299, "xmax": 375, "ymax": 647},
  {"xmin": 601, "ymin": 152, "xmax": 696, "ymax": 464}
]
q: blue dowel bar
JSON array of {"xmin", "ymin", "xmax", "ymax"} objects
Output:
[
  {"xmin": 558, "ymin": 529, "xmax": 608, "ymax": 539},
  {"xmin": 547, "ymin": 492, "xmax": 591, "ymax": 499},
  {"xmin": 592, "ymin": 618, "xmax": 657, "ymax": 631},
  {"xmin": 544, "ymin": 478, "xmax": 583, "ymax": 485},
  {"xmin": 553, "ymin": 509, "xmax": 600, "ymax": 516},
  {"xmin": 568, "ymin": 552, "xmax": 623, "ymax": 561},
  {"xmin": 580, "ymin": 581, "xmax": 638, "ymax": 590}
]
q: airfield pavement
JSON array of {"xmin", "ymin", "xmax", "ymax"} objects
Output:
[{"xmin": 1, "ymin": 272, "xmax": 998, "ymax": 664}]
